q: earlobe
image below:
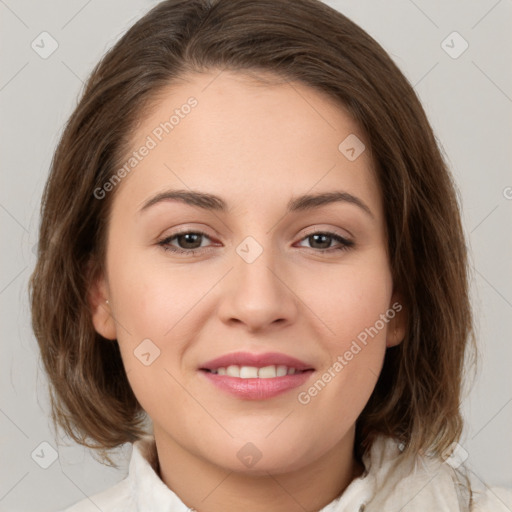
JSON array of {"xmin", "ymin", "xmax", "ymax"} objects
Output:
[
  {"xmin": 88, "ymin": 267, "xmax": 117, "ymax": 340},
  {"xmin": 386, "ymin": 322, "xmax": 405, "ymax": 348},
  {"xmin": 386, "ymin": 291, "xmax": 407, "ymax": 348}
]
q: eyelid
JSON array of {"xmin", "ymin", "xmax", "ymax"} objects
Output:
[
  {"xmin": 300, "ymin": 225, "xmax": 353, "ymax": 242},
  {"xmin": 157, "ymin": 224, "xmax": 217, "ymax": 240}
]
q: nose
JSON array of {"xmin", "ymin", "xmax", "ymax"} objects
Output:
[{"xmin": 217, "ymin": 243, "xmax": 299, "ymax": 333}]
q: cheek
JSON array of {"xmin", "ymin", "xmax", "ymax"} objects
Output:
[
  {"xmin": 106, "ymin": 250, "xmax": 198, "ymax": 413},
  {"xmin": 108, "ymin": 244, "xmax": 205, "ymax": 335},
  {"xmin": 295, "ymin": 254, "xmax": 392, "ymax": 408},
  {"xmin": 106, "ymin": 245, "xmax": 223, "ymax": 405},
  {"xmin": 297, "ymin": 258, "xmax": 392, "ymax": 413},
  {"xmin": 300, "ymin": 256, "xmax": 393, "ymax": 350}
]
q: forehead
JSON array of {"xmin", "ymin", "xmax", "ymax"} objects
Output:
[{"xmin": 115, "ymin": 70, "xmax": 381, "ymax": 218}]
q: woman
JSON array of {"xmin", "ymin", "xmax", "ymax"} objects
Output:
[{"xmin": 30, "ymin": 0, "xmax": 511, "ymax": 510}]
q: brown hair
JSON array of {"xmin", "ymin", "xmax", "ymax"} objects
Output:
[{"xmin": 30, "ymin": 0, "xmax": 474, "ymax": 466}]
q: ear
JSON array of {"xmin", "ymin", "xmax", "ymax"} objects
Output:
[
  {"xmin": 386, "ymin": 289, "xmax": 407, "ymax": 348},
  {"xmin": 87, "ymin": 262, "xmax": 117, "ymax": 340}
]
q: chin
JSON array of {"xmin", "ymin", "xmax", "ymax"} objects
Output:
[{"xmin": 207, "ymin": 437, "xmax": 316, "ymax": 476}]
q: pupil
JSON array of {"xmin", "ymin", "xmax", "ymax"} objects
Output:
[
  {"xmin": 180, "ymin": 233, "xmax": 201, "ymax": 248},
  {"xmin": 311, "ymin": 234, "xmax": 330, "ymax": 249}
]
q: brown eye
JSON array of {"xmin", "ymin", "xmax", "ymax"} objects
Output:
[
  {"xmin": 158, "ymin": 231, "xmax": 214, "ymax": 255},
  {"xmin": 174, "ymin": 232, "xmax": 205, "ymax": 249},
  {"xmin": 297, "ymin": 232, "xmax": 354, "ymax": 253}
]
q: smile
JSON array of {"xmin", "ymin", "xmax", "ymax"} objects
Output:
[
  {"xmin": 204, "ymin": 365, "xmax": 306, "ymax": 378},
  {"xmin": 198, "ymin": 351, "xmax": 315, "ymax": 400}
]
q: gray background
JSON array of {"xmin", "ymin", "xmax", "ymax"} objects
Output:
[{"xmin": 1, "ymin": 0, "xmax": 511, "ymax": 510}]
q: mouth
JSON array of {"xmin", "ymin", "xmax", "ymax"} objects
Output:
[
  {"xmin": 200, "ymin": 365, "xmax": 312, "ymax": 378},
  {"xmin": 198, "ymin": 352, "xmax": 315, "ymax": 400}
]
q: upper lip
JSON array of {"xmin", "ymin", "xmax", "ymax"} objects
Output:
[{"xmin": 200, "ymin": 351, "xmax": 314, "ymax": 371}]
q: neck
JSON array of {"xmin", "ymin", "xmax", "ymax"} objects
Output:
[{"xmin": 153, "ymin": 426, "xmax": 363, "ymax": 512}]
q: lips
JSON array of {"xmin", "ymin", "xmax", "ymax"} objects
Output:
[
  {"xmin": 200, "ymin": 351, "xmax": 314, "ymax": 372},
  {"xmin": 199, "ymin": 351, "xmax": 315, "ymax": 400}
]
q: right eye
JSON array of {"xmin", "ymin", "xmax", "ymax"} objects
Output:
[{"xmin": 157, "ymin": 230, "xmax": 216, "ymax": 256}]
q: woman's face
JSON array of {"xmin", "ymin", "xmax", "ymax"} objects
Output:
[{"xmin": 91, "ymin": 70, "xmax": 404, "ymax": 475}]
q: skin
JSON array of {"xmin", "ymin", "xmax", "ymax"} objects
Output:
[{"xmin": 90, "ymin": 70, "xmax": 406, "ymax": 512}]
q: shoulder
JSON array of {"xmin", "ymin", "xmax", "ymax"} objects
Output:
[
  {"xmin": 361, "ymin": 436, "xmax": 512, "ymax": 512},
  {"xmin": 56, "ymin": 434, "xmax": 172, "ymax": 512},
  {"xmin": 469, "ymin": 483, "xmax": 512, "ymax": 511}
]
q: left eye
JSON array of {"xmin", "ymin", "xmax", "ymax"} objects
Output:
[
  {"xmin": 157, "ymin": 230, "xmax": 354, "ymax": 255},
  {"xmin": 296, "ymin": 232, "xmax": 354, "ymax": 252}
]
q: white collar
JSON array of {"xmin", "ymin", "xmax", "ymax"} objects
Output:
[{"xmin": 130, "ymin": 434, "xmax": 192, "ymax": 511}]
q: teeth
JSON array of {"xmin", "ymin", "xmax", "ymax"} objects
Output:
[
  {"xmin": 210, "ymin": 365, "xmax": 302, "ymax": 378},
  {"xmin": 258, "ymin": 365, "xmax": 277, "ymax": 378},
  {"xmin": 239, "ymin": 366, "xmax": 258, "ymax": 378},
  {"xmin": 276, "ymin": 365, "xmax": 287, "ymax": 377},
  {"xmin": 226, "ymin": 365, "xmax": 239, "ymax": 377}
]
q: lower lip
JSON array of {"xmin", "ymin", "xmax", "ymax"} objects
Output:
[{"xmin": 200, "ymin": 370, "xmax": 314, "ymax": 400}]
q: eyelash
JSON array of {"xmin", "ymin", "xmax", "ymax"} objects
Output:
[{"xmin": 157, "ymin": 229, "xmax": 354, "ymax": 256}]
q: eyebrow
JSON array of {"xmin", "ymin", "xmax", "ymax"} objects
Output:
[{"xmin": 139, "ymin": 189, "xmax": 374, "ymax": 218}]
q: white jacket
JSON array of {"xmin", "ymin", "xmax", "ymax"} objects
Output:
[{"xmin": 61, "ymin": 434, "xmax": 511, "ymax": 511}]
